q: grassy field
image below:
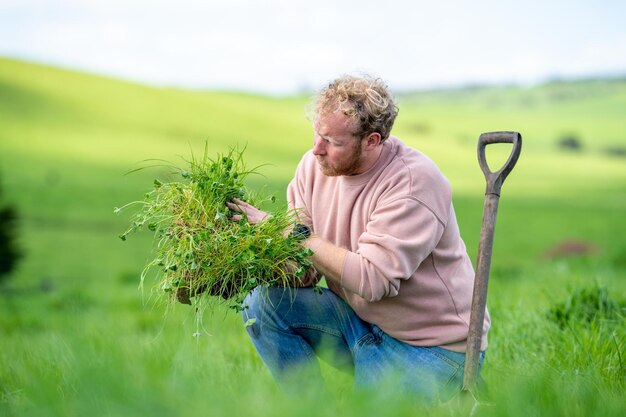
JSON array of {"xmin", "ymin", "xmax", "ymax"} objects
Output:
[{"xmin": 1, "ymin": 57, "xmax": 625, "ymax": 416}]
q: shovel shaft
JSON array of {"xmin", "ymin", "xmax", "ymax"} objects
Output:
[{"xmin": 462, "ymin": 193, "xmax": 499, "ymax": 390}]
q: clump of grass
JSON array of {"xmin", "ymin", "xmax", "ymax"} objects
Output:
[
  {"xmin": 543, "ymin": 282, "xmax": 625, "ymax": 388},
  {"xmin": 547, "ymin": 282, "xmax": 623, "ymax": 329},
  {"xmin": 115, "ymin": 145, "xmax": 313, "ymax": 312}
]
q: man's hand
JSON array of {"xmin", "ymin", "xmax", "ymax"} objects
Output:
[
  {"xmin": 281, "ymin": 262, "xmax": 321, "ymax": 287},
  {"xmin": 225, "ymin": 198, "xmax": 320, "ymax": 288},
  {"xmin": 226, "ymin": 198, "xmax": 270, "ymax": 224},
  {"xmin": 226, "ymin": 199, "xmax": 347, "ymax": 287}
]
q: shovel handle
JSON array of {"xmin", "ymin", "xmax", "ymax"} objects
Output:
[{"xmin": 478, "ymin": 131, "xmax": 522, "ymax": 195}]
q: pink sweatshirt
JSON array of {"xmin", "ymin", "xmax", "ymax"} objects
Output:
[{"xmin": 287, "ymin": 137, "xmax": 489, "ymax": 352}]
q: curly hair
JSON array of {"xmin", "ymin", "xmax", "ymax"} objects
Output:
[{"xmin": 314, "ymin": 75, "xmax": 399, "ymax": 141}]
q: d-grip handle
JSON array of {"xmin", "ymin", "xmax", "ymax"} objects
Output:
[{"xmin": 477, "ymin": 131, "xmax": 522, "ymax": 196}]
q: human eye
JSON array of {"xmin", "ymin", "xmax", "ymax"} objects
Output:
[{"xmin": 324, "ymin": 137, "xmax": 341, "ymax": 146}]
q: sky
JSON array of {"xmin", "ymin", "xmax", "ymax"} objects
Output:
[{"xmin": 1, "ymin": 0, "xmax": 625, "ymax": 94}]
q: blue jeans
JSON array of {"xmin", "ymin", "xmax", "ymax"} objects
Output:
[{"xmin": 242, "ymin": 286, "xmax": 484, "ymax": 402}]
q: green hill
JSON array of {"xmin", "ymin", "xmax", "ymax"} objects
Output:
[{"xmin": 1, "ymin": 57, "xmax": 625, "ymax": 273}]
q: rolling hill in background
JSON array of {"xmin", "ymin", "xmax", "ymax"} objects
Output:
[{"xmin": 1, "ymin": 56, "xmax": 625, "ymax": 282}]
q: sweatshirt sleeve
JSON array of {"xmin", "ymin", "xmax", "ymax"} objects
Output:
[
  {"xmin": 286, "ymin": 154, "xmax": 313, "ymax": 226},
  {"xmin": 341, "ymin": 197, "xmax": 446, "ymax": 302}
]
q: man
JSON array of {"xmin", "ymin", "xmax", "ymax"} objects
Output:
[{"xmin": 228, "ymin": 75, "xmax": 489, "ymax": 402}]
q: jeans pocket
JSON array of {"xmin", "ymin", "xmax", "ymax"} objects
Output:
[
  {"xmin": 424, "ymin": 347, "xmax": 465, "ymax": 398},
  {"xmin": 427, "ymin": 346, "xmax": 465, "ymax": 369}
]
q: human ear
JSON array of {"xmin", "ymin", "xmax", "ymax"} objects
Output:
[{"xmin": 364, "ymin": 132, "xmax": 382, "ymax": 149}]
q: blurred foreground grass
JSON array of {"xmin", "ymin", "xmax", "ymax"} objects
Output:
[{"xmin": 1, "ymin": 58, "xmax": 625, "ymax": 416}]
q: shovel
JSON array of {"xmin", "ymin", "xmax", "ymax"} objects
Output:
[{"xmin": 462, "ymin": 131, "xmax": 522, "ymax": 396}]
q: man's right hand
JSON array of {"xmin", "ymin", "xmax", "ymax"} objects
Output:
[
  {"xmin": 226, "ymin": 198, "xmax": 270, "ymax": 224},
  {"xmin": 282, "ymin": 262, "xmax": 320, "ymax": 288}
]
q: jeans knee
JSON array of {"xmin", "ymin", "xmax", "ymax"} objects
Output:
[
  {"xmin": 241, "ymin": 286, "xmax": 281, "ymax": 323},
  {"xmin": 242, "ymin": 286, "xmax": 292, "ymax": 340}
]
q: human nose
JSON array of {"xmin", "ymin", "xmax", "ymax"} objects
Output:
[{"xmin": 312, "ymin": 134, "xmax": 326, "ymax": 155}]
